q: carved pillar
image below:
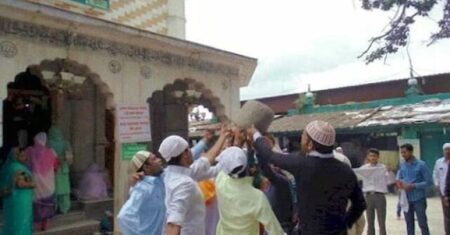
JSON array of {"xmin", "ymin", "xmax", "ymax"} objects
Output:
[
  {"xmin": 61, "ymin": 95, "xmax": 73, "ymax": 142},
  {"xmin": 50, "ymin": 88, "xmax": 65, "ymax": 127},
  {"xmin": 94, "ymin": 85, "xmax": 107, "ymax": 171},
  {"xmin": 70, "ymin": 80, "xmax": 95, "ymax": 187},
  {"xmin": 149, "ymin": 91, "xmax": 165, "ymax": 151}
]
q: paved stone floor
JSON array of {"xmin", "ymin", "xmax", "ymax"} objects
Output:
[{"xmin": 362, "ymin": 195, "xmax": 445, "ymax": 235}]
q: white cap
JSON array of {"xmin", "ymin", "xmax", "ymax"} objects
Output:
[
  {"xmin": 158, "ymin": 135, "xmax": 189, "ymax": 162},
  {"xmin": 218, "ymin": 147, "xmax": 248, "ymax": 178},
  {"xmin": 444, "ymin": 143, "xmax": 450, "ymax": 150}
]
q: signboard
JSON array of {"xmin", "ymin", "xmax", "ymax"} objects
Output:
[
  {"xmin": 71, "ymin": 0, "xmax": 109, "ymax": 10},
  {"xmin": 121, "ymin": 143, "xmax": 148, "ymax": 160},
  {"xmin": 397, "ymin": 138, "xmax": 421, "ymax": 160},
  {"xmin": 117, "ymin": 104, "xmax": 152, "ymax": 143}
]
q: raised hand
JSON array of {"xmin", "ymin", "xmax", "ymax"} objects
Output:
[
  {"xmin": 129, "ymin": 172, "xmax": 144, "ymax": 187},
  {"xmin": 202, "ymin": 129, "xmax": 215, "ymax": 144}
]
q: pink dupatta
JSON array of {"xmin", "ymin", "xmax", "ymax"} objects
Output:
[{"xmin": 27, "ymin": 132, "xmax": 59, "ymax": 200}]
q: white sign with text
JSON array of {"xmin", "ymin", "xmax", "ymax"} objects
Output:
[{"xmin": 117, "ymin": 104, "xmax": 151, "ymax": 143}]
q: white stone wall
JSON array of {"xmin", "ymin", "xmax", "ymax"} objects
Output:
[{"xmin": 0, "ymin": 36, "xmax": 236, "ymax": 117}]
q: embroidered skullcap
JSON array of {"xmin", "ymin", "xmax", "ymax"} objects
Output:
[
  {"xmin": 128, "ymin": 151, "xmax": 150, "ymax": 174},
  {"xmin": 305, "ymin": 120, "xmax": 336, "ymax": 147}
]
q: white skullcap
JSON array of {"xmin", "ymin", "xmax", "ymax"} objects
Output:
[
  {"xmin": 305, "ymin": 120, "xmax": 336, "ymax": 147},
  {"xmin": 444, "ymin": 143, "xmax": 450, "ymax": 150},
  {"xmin": 159, "ymin": 135, "xmax": 189, "ymax": 162},
  {"xmin": 334, "ymin": 151, "xmax": 352, "ymax": 168},
  {"xmin": 128, "ymin": 151, "xmax": 150, "ymax": 174},
  {"xmin": 218, "ymin": 147, "xmax": 248, "ymax": 178}
]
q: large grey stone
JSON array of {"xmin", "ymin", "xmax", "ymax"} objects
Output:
[{"xmin": 234, "ymin": 100, "xmax": 274, "ymax": 133}]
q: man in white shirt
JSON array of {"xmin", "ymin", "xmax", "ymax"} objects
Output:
[
  {"xmin": 354, "ymin": 148, "xmax": 388, "ymax": 235},
  {"xmin": 433, "ymin": 143, "xmax": 450, "ymax": 235},
  {"xmin": 159, "ymin": 131, "xmax": 228, "ymax": 235},
  {"xmin": 334, "ymin": 149, "xmax": 366, "ymax": 235}
]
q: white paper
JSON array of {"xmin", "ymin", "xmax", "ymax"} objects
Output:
[{"xmin": 400, "ymin": 190, "xmax": 409, "ymax": 213}]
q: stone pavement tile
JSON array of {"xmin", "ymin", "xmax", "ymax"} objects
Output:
[{"xmin": 361, "ymin": 195, "xmax": 445, "ymax": 235}]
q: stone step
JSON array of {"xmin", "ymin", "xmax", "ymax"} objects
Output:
[
  {"xmin": 0, "ymin": 199, "xmax": 110, "ymax": 234},
  {"xmin": 70, "ymin": 200, "xmax": 83, "ymax": 211},
  {"xmin": 51, "ymin": 211, "xmax": 86, "ymax": 227},
  {"xmin": 81, "ymin": 198, "xmax": 113, "ymax": 220},
  {"xmin": 35, "ymin": 220, "xmax": 100, "ymax": 235},
  {"xmin": 0, "ymin": 210, "xmax": 85, "ymax": 227}
]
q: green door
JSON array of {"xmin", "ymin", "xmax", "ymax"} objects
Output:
[{"xmin": 420, "ymin": 131, "xmax": 448, "ymax": 171}]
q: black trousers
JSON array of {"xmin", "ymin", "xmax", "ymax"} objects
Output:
[{"xmin": 281, "ymin": 222, "xmax": 296, "ymax": 235}]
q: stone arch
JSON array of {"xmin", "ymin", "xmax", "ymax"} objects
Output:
[
  {"xmin": 148, "ymin": 78, "xmax": 229, "ymax": 150},
  {"xmin": 27, "ymin": 58, "xmax": 115, "ymax": 109},
  {"xmin": 23, "ymin": 58, "xmax": 116, "ymax": 189},
  {"xmin": 172, "ymin": 78, "xmax": 228, "ymax": 121}
]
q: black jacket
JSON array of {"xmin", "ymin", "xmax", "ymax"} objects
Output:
[
  {"xmin": 254, "ymin": 138, "xmax": 366, "ymax": 235},
  {"xmin": 255, "ymin": 149, "xmax": 296, "ymax": 229}
]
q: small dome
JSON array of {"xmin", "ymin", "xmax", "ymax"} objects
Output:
[{"xmin": 408, "ymin": 78, "xmax": 418, "ymax": 86}]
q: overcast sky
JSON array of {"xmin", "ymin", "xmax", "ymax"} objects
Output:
[{"xmin": 185, "ymin": 0, "xmax": 450, "ymax": 100}]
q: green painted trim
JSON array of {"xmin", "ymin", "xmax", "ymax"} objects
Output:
[
  {"xmin": 271, "ymin": 123, "xmax": 450, "ymax": 136},
  {"xmin": 287, "ymin": 109, "xmax": 300, "ymax": 115},
  {"xmin": 287, "ymin": 92, "xmax": 450, "ymax": 115},
  {"xmin": 71, "ymin": 0, "xmax": 109, "ymax": 10}
]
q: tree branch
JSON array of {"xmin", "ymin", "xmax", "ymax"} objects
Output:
[{"xmin": 358, "ymin": 4, "xmax": 407, "ymax": 59}]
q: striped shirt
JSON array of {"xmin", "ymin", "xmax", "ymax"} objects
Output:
[{"xmin": 396, "ymin": 158, "xmax": 433, "ymax": 202}]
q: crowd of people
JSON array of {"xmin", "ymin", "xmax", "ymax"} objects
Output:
[
  {"xmin": 1, "ymin": 109, "xmax": 449, "ymax": 235},
  {"xmin": 0, "ymin": 126, "xmax": 110, "ymax": 235},
  {"xmin": 118, "ymin": 117, "xmax": 450, "ymax": 235},
  {"xmin": 0, "ymin": 129, "xmax": 66, "ymax": 234}
]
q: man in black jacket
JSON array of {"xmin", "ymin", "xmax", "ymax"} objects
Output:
[
  {"xmin": 249, "ymin": 120, "xmax": 366, "ymax": 235},
  {"xmin": 255, "ymin": 140, "xmax": 298, "ymax": 234}
]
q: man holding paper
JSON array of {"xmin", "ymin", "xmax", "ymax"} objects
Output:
[{"xmin": 354, "ymin": 148, "xmax": 388, "ymax": 235}]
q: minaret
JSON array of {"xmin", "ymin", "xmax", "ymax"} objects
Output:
[
  {"xmin": 167, "ymin": 0, "xmax": 186, "ymax": 39},
  {"xmin": 305, "ymin": 84, "xmax": 315, "ymax": 106},
  {"xmin": 405, "ymin": 74, "xmax": 422, "ymax": 97}
]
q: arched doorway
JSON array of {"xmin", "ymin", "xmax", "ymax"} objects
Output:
[
  {"xmin": 2, "ymin": 58, "xmax": 116, "ymax": 194},
  {"xmin": 2, "ymin": 69, "xmax": 52, "ymax": 151},
  {"xmin": 148, "ymin": 78, "xmax": 228, "ymax": 150}
]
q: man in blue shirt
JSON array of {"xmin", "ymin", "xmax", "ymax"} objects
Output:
[
  {"xmin": 396, "ymin": 143, "xmax": 433, "ymax": 235},
  {"xmin": 117, "ymin": 151, "xmax": 165, "ymax": 235}
]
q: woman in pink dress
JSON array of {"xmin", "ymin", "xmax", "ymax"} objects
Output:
[
  {"xmin": 77, "ymin": 163, "xmax": 108, "ymax": 200},
  {"xmin": 27, "ymin": 132, "xmax": 59, "ymax": 231}
]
